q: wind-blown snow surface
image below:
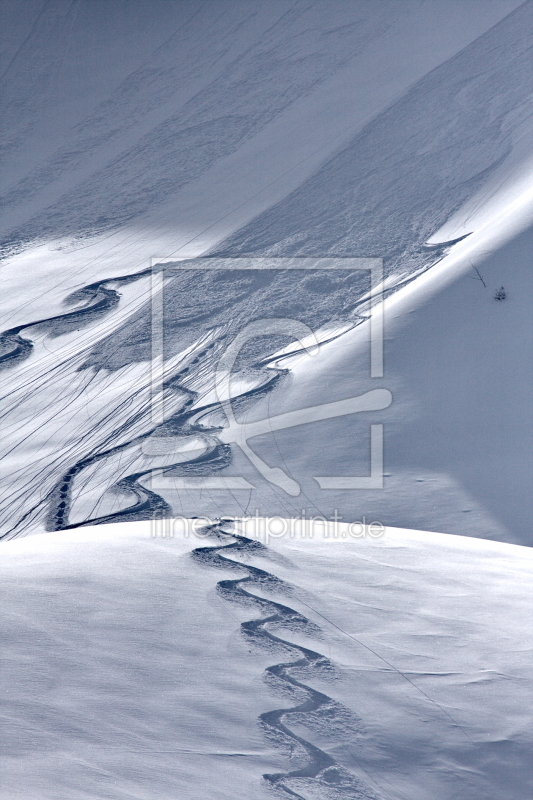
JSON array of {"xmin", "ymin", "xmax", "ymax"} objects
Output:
[
  {"xmin": 1, "ymin": 520, "xmax": 532, "ymax": 800},
  {"xmin": 1, "ymin": 1, "xmax": 532, "ymax": 540}
]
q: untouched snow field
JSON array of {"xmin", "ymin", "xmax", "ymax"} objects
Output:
[{"xmin": 1, "ymin": 519, "xmax": 532, "ymax": 800}]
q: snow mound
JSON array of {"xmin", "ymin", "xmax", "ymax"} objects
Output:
[{"xmin": 1, "ymin": 519, "xmax": 532, "ymax": 799}]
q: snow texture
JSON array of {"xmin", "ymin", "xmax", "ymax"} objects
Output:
[
  {"xmin": 1, "ymin": 1, "xmax": 532, "ymax": 542},
  {"xmin": 1, "ymin": 4, "xmax": 533, "ymax": 792},
  {"xmin": 1, "ymin": 520, "xmax": 532, "ymax": 799}
]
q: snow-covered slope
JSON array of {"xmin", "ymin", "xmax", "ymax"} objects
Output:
[
  {"xmin": 0, "ymin": 0, "xmax": 525, "ymax": 326},
  {"xmin": 2, "ymin": 6, "xmax": 533, "ymax": 800},
  {"xmin": 1, "ymin": 2, "xmax": 532, "ymax": 542},
  {"xmin": 1, "ymin": 520, "xmax": 532, "ymax": 800},
  {"xmin": 182, "ymin": 205, "xmax": 533, "ymax": 544}
]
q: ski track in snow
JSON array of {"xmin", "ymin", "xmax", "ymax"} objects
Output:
[
  {"xmin": 2, "ymin": 4, "xmax": 532, "ymax": 537},
  {"xmin": 0, "ymin": 247, "xmax": 454, "ymax": 539},
  {"xmin": 192, "ymin": 521, "xmax": 382, "ymax": 800}
]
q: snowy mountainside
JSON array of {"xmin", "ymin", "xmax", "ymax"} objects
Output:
[
  {"xmin": 0, "ymin": 1, "xmax": 523, "ymax": 314},
  {"xmin": 1, "ymin": 5, "xmax": 533, "ymax": 799},
  {"xmin": 0, "ymin": 0, "xmax": 410, "ymax": 257},
  {"xmin": 0, "ymin": 1, "xmax": 532, "ymax": 542},
  {"xmin": 216, "ymin": 218, "xmax": 533, "ymax": 544},
  {"xmin": 212, "ymin": 1, "xmax": 533, "ymax": 271}
]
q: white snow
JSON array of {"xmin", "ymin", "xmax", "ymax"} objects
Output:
[
  {"xmin": 1, "ymin": 520, "xmax": 531, "ymax": 799},
  {"xmin": 207, "ymin": 190, "xmax": 533, "ymax": 544},
  {"xmin": 0, "ymin": 0, "xmax": 524, "ymax": 326},
  {"xmin": 2, "ymin": 4, "xmax": 533, "ymax": 796},
  {"xmin": 2, "ymin": 1, "xmax": 533, "ymax": 540}
]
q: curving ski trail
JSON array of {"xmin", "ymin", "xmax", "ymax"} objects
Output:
[
  {"xmin": 192, "ymin": 522, "xmax": 381, "ymax": 800},
  {"xmin": 1, "ymin": 243, "xmax": 450, "ymax": 537},
  {"xmin": 0, "ymin": 267, "xmax": 153, "ymax": 370}
]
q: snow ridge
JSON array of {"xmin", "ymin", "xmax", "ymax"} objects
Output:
[{"xmin": 192, "ymin": 522, "xmax": 381, "ymax": 800}]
